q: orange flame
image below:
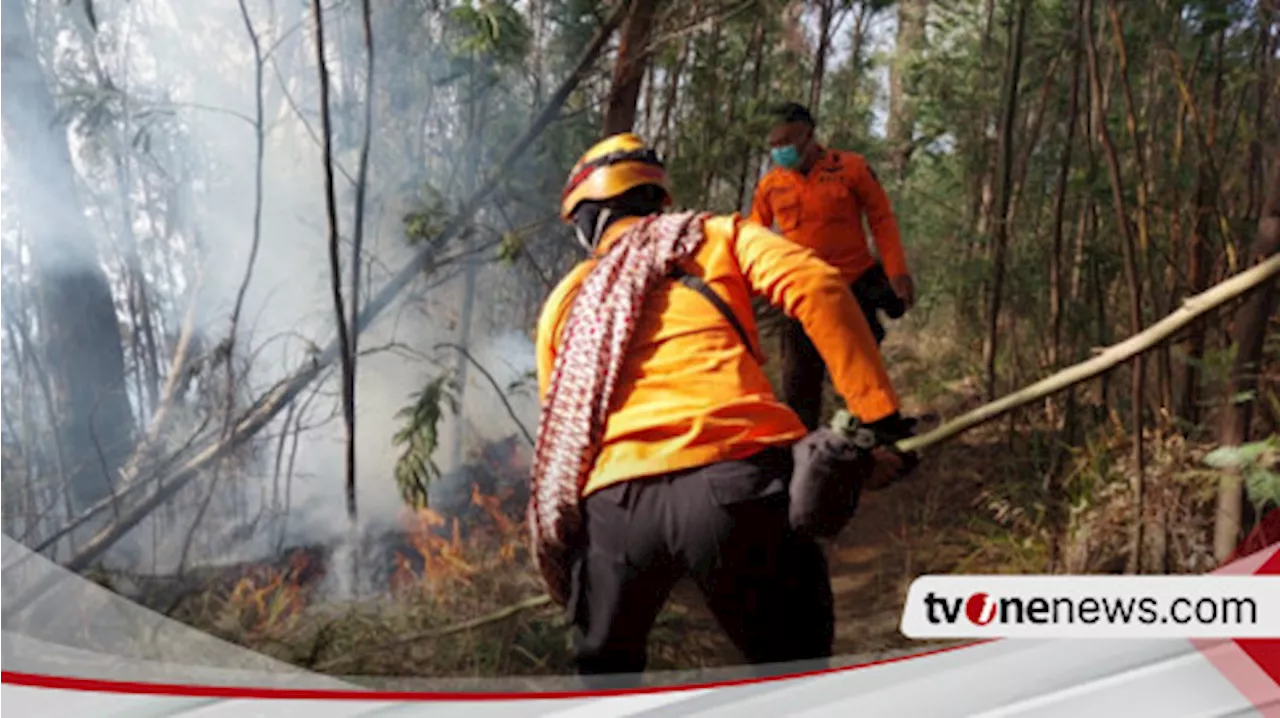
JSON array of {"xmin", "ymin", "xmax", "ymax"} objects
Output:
[
  {"xmin": 389, "ymin": 479, "xmax": 526, "ymax": 599},
  {"xmin": 224, "ymin": 550, "xmax": 311, "ymax": 637}
]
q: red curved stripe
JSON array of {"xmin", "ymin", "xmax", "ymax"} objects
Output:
[{"xmin": 0, "ymin": 640, "xmax": 990, "ymax": 701}]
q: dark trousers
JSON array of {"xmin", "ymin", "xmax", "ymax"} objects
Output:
[
  {"xmin": 781, "ymin": 278, "xmax": 886, "ymax": 432},
  {"xmin": 568, "ymin": 447, "xmax": 834, "ymax": 687}
]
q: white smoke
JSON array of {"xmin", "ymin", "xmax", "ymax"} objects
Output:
[{"xmin": 1, "ymin": 0, "xmax": 547, "ymax": 576}]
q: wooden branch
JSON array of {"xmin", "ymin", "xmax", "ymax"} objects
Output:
[
  {"xmin": 897, "ymin": 254, "xmax": 1280, "ymax": 456},
  {"xmin": 0, "ymin": 2, "xmax": 631, "ymax": 618}
]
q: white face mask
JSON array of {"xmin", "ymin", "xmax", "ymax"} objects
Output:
[{"xmin": 573, "ymin": 208, "xmax": 613, "ymax": 255}]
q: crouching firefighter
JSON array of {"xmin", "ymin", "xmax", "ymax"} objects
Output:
[{"xmin": 528, "ymin": 133, "xmax": 917, "ymax": 688}]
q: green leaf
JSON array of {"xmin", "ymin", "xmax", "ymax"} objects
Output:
[
  {"xmin": 1203, "ymin": 436, "xmax": 1279, "ymax": 469},
  {"xmin": 1244, "ymin": 467, "xmax": 1280, "ymax": 510},
  {"xmin": 496, "ymin": 231, "xmax": 524, "ymax": 264},
  {"xmin": 392, "ymin": 375, "xmax": 459, "ymax": 509}
]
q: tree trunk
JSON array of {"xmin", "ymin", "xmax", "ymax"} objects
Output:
[
  {"xmin": 1050, "ymin": 3, "xmax": 1084, "ymax": 370},
  {"xmin": 737, "ymin": 17, "xmax": 767, "ymax": 211},
  {"xmin": 839, "ymin": 4, "xmax": 870, "ymax": 127},
  {"xmin": 1214, "ymin": 147, "xmax": 1280, "ymax": 561},
  {"xmin": 886, "ymin": 0, "xmax": 928, "ymax": 181},
  {"xmin": 699, "ymin": 20, "xmax": 723, "ymax": 203},
  {"xmin": 1246, "ymin": 6, "xmax": 1274, "ymax": 223},
  {"xmin": 981, "ymin": 0, "xmax": 1029, "ymax": 403},
  {"xmin": 602, "ymin": 0, "xmax": 662, "ymax": 137},
  {"xmin": 1085, "ymin": 0, "xmax": 1147, "ymax": 573},
  {"xmin": 1044, "ymin": 0, "xmax": 1086, "ymax": 550},
  {"xmin": 809, "ymin": 0, "xmax": 835, "ymax": 111},
  {"xmin": 657, "ymin": 33, "xmax": 692, "ymax": 157},
  {"xmin": 1181, "ymin": 30, "xmax": 1227, "ymax": 426},
  {"xmin": 0, "ymin": 0, "xmax": 136, "ymax": 513},
  {"xmin": 450, "ymin": 55, "xmax": 490, "ymax": 471}
]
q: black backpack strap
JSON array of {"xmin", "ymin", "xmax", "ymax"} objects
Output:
[{"xmin": 669, "ymin": 265, "xmax": 761, "ymax": 362}]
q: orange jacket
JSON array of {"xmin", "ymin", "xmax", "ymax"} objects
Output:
[
  {"xmin": 535, "ymin": 213, "xmax": 901, "ymax": 498},
  {"xmin": 748, "ymin": 147, "xmax": 908, "ymax": 284}
]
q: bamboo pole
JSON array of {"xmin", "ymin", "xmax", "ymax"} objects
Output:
[{"xmin": 896, "ymin": 253, "xmax": 1280, "ymax": 455}]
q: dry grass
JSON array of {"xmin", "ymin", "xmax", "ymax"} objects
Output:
[{"xmin": 148, "ymin": 498, "xmax": 735, "ymax": 679}]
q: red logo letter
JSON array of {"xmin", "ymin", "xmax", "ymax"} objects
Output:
[{"xmin": 966, "ymin": 592, "xmax": 996, "ymax": 625}]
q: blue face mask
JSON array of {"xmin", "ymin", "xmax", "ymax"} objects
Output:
[{"xmin": 771, "ymin": 144, "xmax": 802, "ymax": 169}]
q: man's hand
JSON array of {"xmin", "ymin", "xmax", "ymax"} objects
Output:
[
  {"xmin": 865, "ymin": 447, "xmax": 903, "ymax": 490},
  {"xmin": 865, "ymin": 445, "xmax": 920, "ymax": 490},
  {"xmin": 860, "ymin": 412, "xmax": 921, "ymax": 490},
  {"xmin": 890, "ymin": 274, "xmax": 916, "ymax": 310}
]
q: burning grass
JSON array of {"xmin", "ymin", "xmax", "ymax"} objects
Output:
[
  {"xmin": 154, "ymin": 483, "xmax": 568, "ymax": 677},
  {"xmin": 136, "ymin": 477, "xmax": 728, "ymax": 679}
]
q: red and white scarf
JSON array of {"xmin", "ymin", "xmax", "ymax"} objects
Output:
[{"xmin": 529, "ymin": 210, "xmax": 712, "ymax": 605}]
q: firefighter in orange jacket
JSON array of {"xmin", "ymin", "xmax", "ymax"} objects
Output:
[
  {"xmin": 749, "ymin": 102, "xmax": 916, "ymax": 431},
  {"xmin": 531, "ymin": 133, "xmax": 915, "ymax": 687}
]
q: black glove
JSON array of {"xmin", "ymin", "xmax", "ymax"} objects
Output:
[
  {"xmin": 855, "ymin": 263, "xmax": 907, "ymax": 320},
  {"xmin": 863, "ymin": 412, "xmax": 916, "ymax": 443},
  {"xmin": 863, "ymin": 412, "xmax": 921, "ymax": 477}
]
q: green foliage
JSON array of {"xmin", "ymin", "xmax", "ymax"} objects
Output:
[
  {"xmin": 442, "ymin": 1, "xmax": 533, "ymax": 91},
  {"xmin": 496, "ymin": 231, "xmax": 524, "ymax": 265},
  {"xmin": 451, "ymin": 2, "xmax": 532, "ymax": 61},
  {"xmin": 392, "ymin": 375, "xmax": 460, "ymax": 510},
  {"xmin": 1203, "ymin": 435, "xmax": 1280, "ymax": 511},
  {"xmin": 403, "ymin": 183, "xmax": 454, "ymax": 246}
]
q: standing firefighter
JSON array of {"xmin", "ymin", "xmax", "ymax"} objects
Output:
[
  {"xmin": 529, "ymin": 133, "xmax": 915, "ymax": 686},
  {"xmin": 749, "ymin": 102, "xmax": 915, "ymax": 431}
]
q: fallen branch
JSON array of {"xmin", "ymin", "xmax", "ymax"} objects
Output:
[
  {"xmin": 1, "ymin": 2, "xmax": 631, "ymax": 617},
  {"xmin": 897, "ymin": 253, "xmax": 1280, "ymax": 455},
  {"xmin": 313, "ymin": 593, "xmax": 553, "ymax": 672}
]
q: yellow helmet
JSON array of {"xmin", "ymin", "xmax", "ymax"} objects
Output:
[{"xmin": 560, "ymin": 133, "xmax": 672, "ymax": 222}]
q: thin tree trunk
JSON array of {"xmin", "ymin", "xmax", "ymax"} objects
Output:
[
  {"xmin": 1085, "ymin": 0, "xmax": 1146, "ymax": 573},
  {"xmin": 449, "ymin": 48, "xmax": 491, "ymax": 471},
  {"xmin": 809, "ymin": 0, "xmax": 835, "ymax": 111},
  {"xmin": 334, "ymin": 0, "xmax": 375, "ymax": 589},
  {"xmin": 346, "ymin": 0, "xmax": 375, "ymax": 528},
  {"xmin": 982, "ymin": 0, "xmax": 1029, "ymax": 402},
  {"xmin": 310, "ymin": 0, "xmax": 356, "ymax": 535},
  {"xmin": 1050, "ymin": 4, "xmax": 1084, "ymax": 370},
  {"xmin": 602, "ymin": 0, "xmax": 662, "ymax": 137},
  {"xmin": 1182, "ymin": 30, "xmax": 1227, "ymax": 426},
  {"xmin": 887, "ymin": 0, "xmax": 928, "ymax": 181},
  {"xmin": 1107, "ymin": 4, "xmax": 1161, "ymax": 412},
  {"xmin": 737, "ymin": 17, "xmax": 767, "ymax": 211},
  {"xmin": 1045, "ymin": 0, "xmax": 1086, "ymax": 570},
  {"xmin": 839, "ymin": 4, "xmax": 869, "ymax": 126},
  {"xmin": 1246, "ymin": 7, "xmax": 1274, "ymax": 223},
  {"xmin": 1213, "ymin": 147, "xmax": 1280, "ymax": 561},
  {"xmin": 657, "ymin": 33, "xmax": 692, "ymax": 157},
  {"xmin": 700, "ymin": 20, "xmax": 723, "ymax": 203},
  {"xmin": 643, "ymin": 54, "xmax": 656, "ymax": 138}
]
